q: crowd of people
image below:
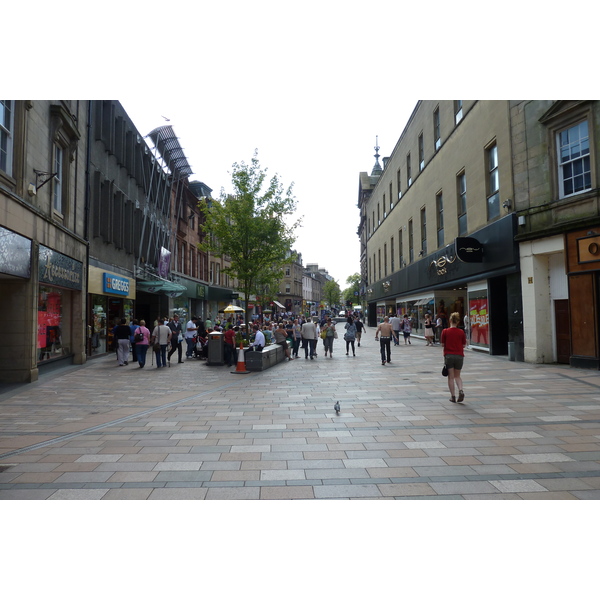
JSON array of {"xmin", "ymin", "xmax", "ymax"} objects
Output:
[{"xmin": 111, "ymin": 308, "xmax": 467, "ymax": 405}]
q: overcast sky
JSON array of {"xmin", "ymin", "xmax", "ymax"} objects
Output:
[{"xmin": 8, "ymin": 1, "xmax": 587, "ymax": 288}]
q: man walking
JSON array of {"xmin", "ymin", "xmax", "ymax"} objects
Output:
[
  {"xmin": 185, "ymin": 316, "xmax": 198, "ymax": 358},
  {"xmin": 375, "ymin": 316, "xmax": 398, "ymax": 365},
  {"xmin": 167, "ymin": 313, "xmax": 184, "ymax": 364},
  {"xmin": 390, "ymin": 314, "xmax": 402, "ymax": 346},
  {"xmin": 301, "ymin": 318, "xmax": 317, "ymax": 359}
]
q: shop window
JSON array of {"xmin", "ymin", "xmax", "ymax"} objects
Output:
[
  {"xmin": 38, "ymin": 286, "xmax": 71, "ymax": 362},
  {"xmin": 468, "ymin": 290, "xmax": 489, "ymax": 348}
]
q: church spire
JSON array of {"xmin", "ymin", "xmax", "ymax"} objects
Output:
[{"xmin": 370, "ymin": 135, "xmax": 383, "ymax": 177}]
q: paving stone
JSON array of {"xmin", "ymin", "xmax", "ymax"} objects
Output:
[
  {"xmin": 490, "ymin": 479, "xmax": 548, "ymax": 493},
  {"xmin": 260, "ymin": 486, "xmax": 315, "ymax": 499},
  {"xmin": 48, "ymin": 489, "xmax": 108, "ymax": 500},
  {"xmin": 204, "ymin": 487, "xmax": 260, "ymax": 500},
  {"xmin": 313, "ymin": 484, "xmax": 382, "ymax": 499}
]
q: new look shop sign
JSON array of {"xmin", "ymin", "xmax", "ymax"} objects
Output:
[{"xmin": 103, "ymin": 273, "xmax": 130, "ymax": 296}]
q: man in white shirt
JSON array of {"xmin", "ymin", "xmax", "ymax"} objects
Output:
[
  {"xmin": 249, "ymin": 325, "xmax": 265, "ymax": 351},
  {"xmin": 301, "ymin": 319, "xmax": 317, "ymax": 359},
  {"xmin": 390, "ymin": 314, "xmax": 402, "ymax": 346},
  {"xmin": 185, "ymin": 317, "xmax": 198, "ymax": 358}
]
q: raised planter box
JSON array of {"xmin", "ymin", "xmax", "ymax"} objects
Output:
[{"xmin": 244, "ymin": 342, "xmax": 290, "ymax": 371}]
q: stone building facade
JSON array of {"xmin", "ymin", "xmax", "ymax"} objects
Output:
[
  {"xmin": 360, "ymin": 100, "xmax": 524, "ymax": 359},
  {"xmin": 1, "ymin": 100, "xmax": 88, "ymax": 382}
]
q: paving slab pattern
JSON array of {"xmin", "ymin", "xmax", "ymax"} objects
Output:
[{"xmin": 2, "ymin": 329, "xmax": 600, "ymax": 499}]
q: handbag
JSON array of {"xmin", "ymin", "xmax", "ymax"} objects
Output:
[
  {"xmin": 442, "ymin": 364, "xmax": 448, "ymax": 377},
  {"xmin": 320, "ymin": 330, "xmax": 326, "ymax": 339}
]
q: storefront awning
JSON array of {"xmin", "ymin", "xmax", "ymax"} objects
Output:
[
  {"xmin": 272, "ymin": 300, "xmax": 285, "ymax": 309},
  {"xmin": 414, "ymin": 297, "xmax": 434, "ymax": 306},
  {"xmin": 137, "ymin": 280, "xmax": 187, "ymax": 297}
]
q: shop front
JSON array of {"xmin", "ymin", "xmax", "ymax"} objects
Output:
[
  {"xmin": 88, "ymin": 266, "xmax": 135, "ymax": 356},
  {"xmin": 367, "ymin": 214, "xmax": 522, "ymax": 358},
  {"xmin": 38, "ymin": 245, "xmax": 84, "ymax": 368},
  {"xmin": 565, "ymin": 228, "xmax": 600, "ymax": 369}
]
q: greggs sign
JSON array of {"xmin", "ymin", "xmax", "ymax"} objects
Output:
[{"xmin": 103, "ymin": 273, "xmax": 130, "ymax": 296}]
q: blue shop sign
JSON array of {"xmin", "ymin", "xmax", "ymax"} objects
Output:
[{"xmin": 103, "ymin": 273, "xmax": 130, "ymax": 296}]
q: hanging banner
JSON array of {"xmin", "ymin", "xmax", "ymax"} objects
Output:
[{"xmin": 158, "ymin": 246, "xmax": 171, "ymax": 279}]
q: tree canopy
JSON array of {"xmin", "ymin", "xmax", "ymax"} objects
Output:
[
  {"xmin": 198, "ymin": 152, "xmax": 301, "ymax": 312},
  {"xmin": 322, "ymin": 279, "xmax": 341, "ymax": 310},
  {"xmin": 342, "ymin": 273, "xmax": 360, "ymax": 304}
]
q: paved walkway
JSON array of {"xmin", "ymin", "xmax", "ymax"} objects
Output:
[{"xmin": 1, "ymin": 327, "xmax": 600, "ymax": 499}]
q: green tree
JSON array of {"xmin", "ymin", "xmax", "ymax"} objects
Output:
[
  {"xmin": 322, "ymin": 279, "xmax": 341, "ymax": 310},
  {"xmin": 343, "ymin": 273, "xmax": 361, "ymax": 304},
  {"xmin": 198, "ymin": 152, "xmax": 300, "ymax": 313}
]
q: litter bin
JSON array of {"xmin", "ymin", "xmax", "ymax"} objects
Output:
[{"xmin": 207, "ymin": 331, "xmax": 224, "ymax": 365}]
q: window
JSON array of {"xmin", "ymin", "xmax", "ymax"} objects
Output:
[
  {"xmin": 407, "ymin": 153, "xmax": 412, "ymax": 187},
  {"xmin": 285, "ymin": 267, "xmax": 291, "ymax": 276},
  {"xmin": 389, "ymin": 181, "xmax": 393, "ymax": 210},
  {"xmin": 486, "ymin": 143, "xmax": 500, "ymax": 220},
  {"xmin": 399, "ymin": 228, "xmax": 404, "ymax": 267},
  {"xmin": 397, "ymin": 169, "xmax": 402, "ymax": 200},
  {"xmin": 383, "ymin": 194, "xmax": 386, "ymax": 218},
  {"xmin": 455, "ymin": 100, "xmax": 463, "ymax": 124},
  {"xmin": 52, "ymin": 145, "xmax": 64, "ymax": 214},
  {"xmin": 434, "ymin": 107, "xmax": 441, "ymax": 151},
  {"xmin": 285, "ymin": 283, "xmax": 291, "ymax": 293},
  {"xmin": 209, "ymin": 262, "xmax": 214, "ymax": 284},
  {"xmin": 558, "ymin": 120, "xmax": 591, "ymax": 198},
  {"xmin": 378, "ymin": 249, "xmax": 381, "ymax": 280},
  {"xmin": 418, "ymin": 133, "xmax": 424, "ymax": 171},
  {"xmin": 215, "ymin": 263, "xmax": 221, "ymax": 285},
  {"xmin": 408, "ymin": 219, "xmax": 414, "ymax": 263},
  {"xmin": 190, "ymin": 247, "xmax": 195, "ymax": 278},
  {"xmin": 391, "ymin": 236, "xmax": 395, "ymax": 272},
  {"xmin": 377, "ymin": 203, "xmax": 381, "ymax": 225},
  {"xmin": 420, "ymin": 207, "xmax": 427, "ymax": 256},
  {"xmin": 372, "ymin": 210, "xmax": 375, "ymax": 231},
  {"xmin": 368, "ymin": 257, "xmax": 372, "ymax": 285},
  {"xmin": 457, "ymin": 172, "xmax": 467, "ymax": 235},
  {"xmin": 0, "ymin": 100, "xmax": 14, "ymax": 175},
  {"xmin": 368, "ymin": 217, "xmax": 371, "ymax": 237},
  {"xmin": 384, "ymin": 243, "xmax": 388, "ymax": 277},
  {"xmin": 436, "ymin": 191, "xmax": 444, "ymax": 247}
]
